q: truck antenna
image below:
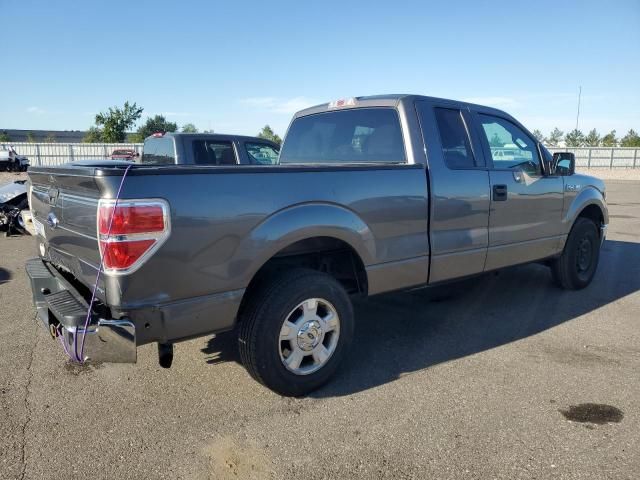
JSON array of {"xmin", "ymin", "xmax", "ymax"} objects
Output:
[{"xmin": 575, "ymin": 86, "xmax": 582, "ymax": 131}]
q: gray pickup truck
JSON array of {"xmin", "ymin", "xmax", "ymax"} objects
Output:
[
  {"xmin": 25, "ymin": 95, "xmax": 608, "ymax": 396},
  {"xmin": 141, "ymin": 132, "xmax": 280, "ymax": 165}
]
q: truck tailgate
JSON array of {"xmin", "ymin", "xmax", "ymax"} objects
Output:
[{"xmin": 28, "ymin": 166, "xmax": 108, "ymax": 300}]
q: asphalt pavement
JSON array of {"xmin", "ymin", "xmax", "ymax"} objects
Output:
[{"xmin": 1, "ymin": 181, "xmax": 639, "ymax": 480}]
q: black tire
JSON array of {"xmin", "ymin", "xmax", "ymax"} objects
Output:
[
  {"xmin": 238, "ymin": 269, "xmax": 354, "ymax": 396},
  {"xmin": 551, "ymin": 217, "xmax": 600, "ymax": 290}
]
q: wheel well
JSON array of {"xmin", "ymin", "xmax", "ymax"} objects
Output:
[
  {"xmin": 577, "ymin": 204, "xmax": 604, "ymax": 231},
  {"xmin": 244, "ymin": 237, "xmax": 368, "ymax": 301}
]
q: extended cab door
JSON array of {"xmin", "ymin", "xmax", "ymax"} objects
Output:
[
  {"xmin": 416, "ymin": 100, "xmax": 491, "ymax": 283},
  {"xmin": 470, "ymin": 110, "xmax": 564, "ymax": 270}
]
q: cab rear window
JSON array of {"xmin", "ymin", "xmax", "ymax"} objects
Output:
[
  {"xmin": 192, "ymin": 140, "xmax": 236, "ymax": 165},
  {"xmin": 141, "ymin": 137, "xmax": 175, "ymax": 165},
  {"xmin": 279, "ymin": 108, "xmax": 405, "ymax": 164}
]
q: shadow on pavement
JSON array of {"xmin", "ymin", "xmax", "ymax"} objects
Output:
[
  {"xmin": 201, "ymin": 239, "xmax": 640, "ymax": 397},
  {"xmin": 0, "ymin": 267, "xmax": 11, "ymax": 285},
  {"xmin": 202, "ymin": 330, "xmax": 239, "ymax": 365}
]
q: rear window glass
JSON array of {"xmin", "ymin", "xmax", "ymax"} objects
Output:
[
  {"xmin": 192, "ymin": 140, "xmax": 236, "ymax": 165},
  {"xmin": 279, "ymin": 108, "xmax": 405, "ymax": 164},
  {"xmin": 434, "ymin": 108, "xmax": 477, "ymax": 168},
  {"xmin": 141, "ymin": 137, "xmax": 175, "ymax": 165},
  {"xmin": 245, "ymin": 142, "xmax": 279, "ymax": 165}
]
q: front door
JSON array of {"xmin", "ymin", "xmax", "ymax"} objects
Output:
[{"xmin": 472, "ymin": 112, "xmax": 564, "ymax": 270}]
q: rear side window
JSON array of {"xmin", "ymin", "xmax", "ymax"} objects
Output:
[
  {"xmin": 192, "ymin": 140, "xmax": 236, "ymax": 165},
  {"xmin": 245, "ymin": 142, "xmax": 279, "ymax": 165},
  {"xmin": 434, "ymin": 108, "xmax": 476, "ymax": 169},
  {"xmin": 141, "ymin": 137, "xmax": 175, "ymax": 165},
  {"xmin": 279, "ymin": 108, "xmax": 405, "ymax": 164}
]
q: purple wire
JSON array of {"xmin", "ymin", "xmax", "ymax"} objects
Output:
[
  {"xmin": 73, "ymin": 164, "xmax": 132, "ymax": 363},
  {"xmin": 57, "ymin": 325, "xmax": 73, "ymax": 359}
]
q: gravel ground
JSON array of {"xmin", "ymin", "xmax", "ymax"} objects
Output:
[
  {"xmin": 0, "ymin": 171, "xmax": 27, "ymax": 185},
  {"xmin": 576, "ymin": 168, "xmax": 640, "ymax": 181},
  {"xmin": 0, "ymin": 181, "xmax": 638, "ymax": 479}
]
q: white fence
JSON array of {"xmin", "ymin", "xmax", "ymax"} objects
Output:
[
  {"xmin": 1, "ymin": 142, "xmax": 143, "ymax": 167},
  {"xmin": 547, "ymin": 147, "xmax": 639, "ymax": 169},
  {"xmin": 2, "ymin": 142, "xmax": 639, "ymax": 169}
]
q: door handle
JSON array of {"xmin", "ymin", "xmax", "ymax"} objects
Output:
[{"xmin": 493, "ymin": 184, "xmax": 508, "ymax": 201}]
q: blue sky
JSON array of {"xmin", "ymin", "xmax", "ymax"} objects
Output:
[{"xmin": 2, "ymin": 0, "xmax": 639, "ymax": 137}]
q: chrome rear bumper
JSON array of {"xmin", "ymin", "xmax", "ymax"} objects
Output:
[{"xmin": 25, "ymin": 258, "xmax": 136, "ymax": 363}]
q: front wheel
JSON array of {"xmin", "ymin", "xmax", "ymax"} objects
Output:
[
  {"xmin": 551, "ymin": 217, "xmax": 601, "ymax": 290},
  {"xmin": 238, "ymin": 269, "xmax": 354, "ymax": 396}
]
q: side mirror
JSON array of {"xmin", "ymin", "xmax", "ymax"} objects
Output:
[{"xmin": 552, "ymin": 152, "xmax": 575, "ymax": 176}]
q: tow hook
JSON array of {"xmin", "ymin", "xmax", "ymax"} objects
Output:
[{"xmin": 158, "ymin": 343, "xmax": 174, "ymax": 369}]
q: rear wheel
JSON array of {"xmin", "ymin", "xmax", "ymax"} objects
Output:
[
  {"xmin": 238, "ymin": 269, "xmax": 354, "ymax": 396},
  {"xmin": 551, "ymin": 217, "xmax": 600, "ymax": 290}
]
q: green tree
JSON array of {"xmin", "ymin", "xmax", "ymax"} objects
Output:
[
  {"xmin": 532, "ymin": 129, "xmax": 545, "ymax": 143},
  {"xmin": 181, "ymin": 123, "xmax": 198, "ymax": 133},
  {"xmin": 584, "ymin": 129, "xmax": 601, "ymax": 147},
  {"xmin": 564, "ymin": 129, "xmax": 585, "ymax": 147},
  {"xmin": 257, "ymin": 125, "xmax": 282, "ymax": 145},
  {"xmin": 547, "ymin": 128, "xmax": 564, "ymax": 146},
  {"xmin": 0, "ymin": 131, "xmax": 10, "ymax": 142},
  {"xmin": 601, "ymin": 130, "xmax": 618, "ymax": 147},
  {"xmin": 136, "ymin": 115, "xmax": 178, "ymax": 140},
  {"xmin": 94, "ymin": 101, "xmax": 144, "ymax": 143},
  {"xmin": 44, "ymin": 133, "xmax": 57, "ymax": 143},
  {"xmin": 620, "ymin": 129, "xmax": 640, "ymax": 147},
  {"xmin": 83, "ymin": 126, "xmax": 104, "ymax": 143},
  {"xmin": 26, "ymin": 132, "xmax": 36, "ymax": 143}
]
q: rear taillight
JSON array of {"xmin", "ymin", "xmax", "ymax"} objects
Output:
[{"xmin": 97, "ymin": 199, "xmax": 170, "ymax": 274}]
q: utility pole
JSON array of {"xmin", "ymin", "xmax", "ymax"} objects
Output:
[{"xmin": 575, "ymin": 86, "xmax": 582, "ymax": 131}]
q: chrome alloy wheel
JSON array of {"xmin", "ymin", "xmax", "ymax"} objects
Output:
[{"xmin": 279, "ymin": 298, "xmax": 340, "ymax": 375}]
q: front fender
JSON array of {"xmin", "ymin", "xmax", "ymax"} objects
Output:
[
  {"xmin": 229, "ymin": 202, "xmax": 376, "ymax": 286},
  {"xmin": 563, "ymin": 185, "xmax": 609, "ymax": 232}
]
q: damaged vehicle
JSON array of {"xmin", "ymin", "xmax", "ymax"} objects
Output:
[
  {"xmin": 1, "ymin": 146, "xmax": 30, "ymax": 172},
  {"xmin": 0, "ymin": 180, "xmax": 31, "ymax": 236}
]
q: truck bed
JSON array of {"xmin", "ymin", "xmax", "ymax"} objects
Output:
[{"xmin": 28, "ymin": 162, "xmax": 430, "ymax": 344}]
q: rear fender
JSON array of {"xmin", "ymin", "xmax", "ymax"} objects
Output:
[{"xmin": 230, "ymin": 202, "xmax": 376, "ymax": 286}]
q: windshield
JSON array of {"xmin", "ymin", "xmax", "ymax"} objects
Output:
[{"xmin": 245, "ymin": 142, "xmax": 279, "ymax": 165}]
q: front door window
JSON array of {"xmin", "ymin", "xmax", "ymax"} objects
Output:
[{"xmin": 479, "ymin": 114, "xmax": 541, "ymax": 176}]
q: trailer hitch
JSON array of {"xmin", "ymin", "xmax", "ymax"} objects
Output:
[{"xmin": 158, "ymin": 342, "xmax": 174, "ymax": 369}]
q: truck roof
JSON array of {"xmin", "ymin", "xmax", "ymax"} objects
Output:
[
  {"xmin": 148, "ymin": 132, "xmax": 279, "ymax": 147},
  {"xmin": 293, "ymin": 94, "xmax": 510, "ymax": 119}
]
